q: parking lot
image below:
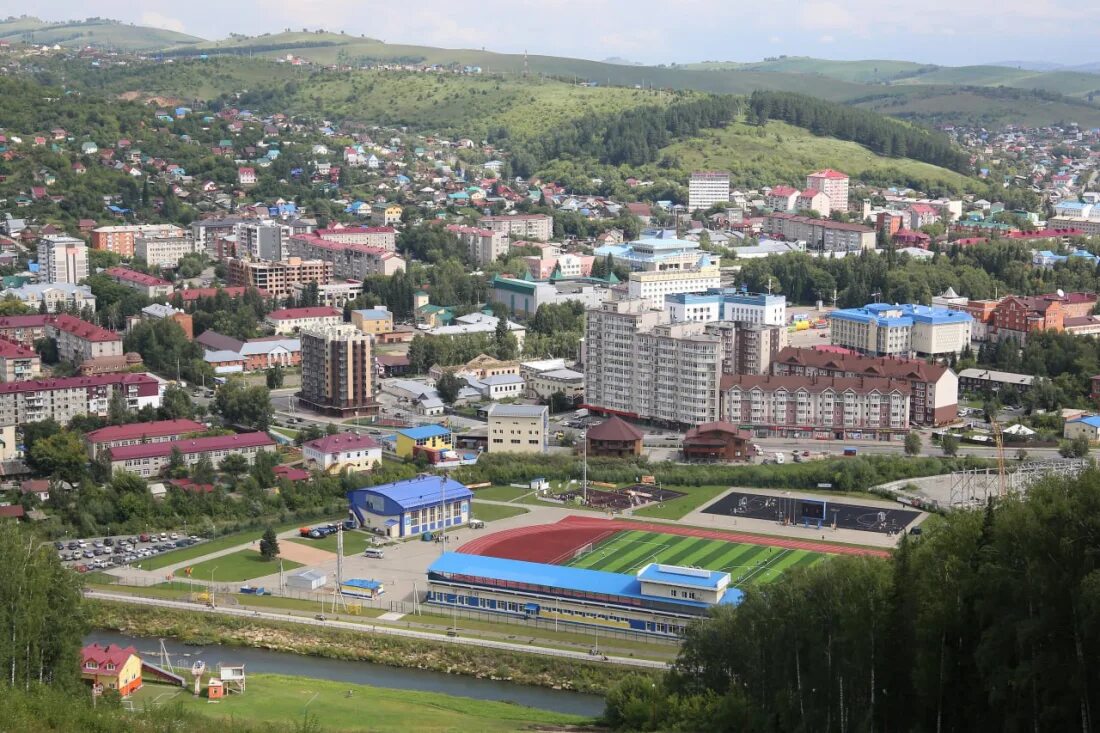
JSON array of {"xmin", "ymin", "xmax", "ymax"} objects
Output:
[{"xmin": 55, "ymin": 532, "xmax": 203, "ymax": 572}]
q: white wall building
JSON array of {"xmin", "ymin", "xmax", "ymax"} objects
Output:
[{"xmin": 688, "ymin": 171, "xmax": 731, "ymax": 212}]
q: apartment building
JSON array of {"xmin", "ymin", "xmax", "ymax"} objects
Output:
[
  {"xmin": 285, "ymin": 234, "xmax": 405, "ymax": 280},
  {"xmin": 104, "ymin": 267, "xmax": 172, "ymax": 298},
  {"xmin": 91, "ymin": 224, "xmax": 184, "ymax": 258},
  {"xmin": 525, "ymin": 367, "xmax": 585, "ymax": 401},
  {"xmin": 37, "ymin": 235, "xmax": 88, "ymax": 284},
  {"xmin": 584, "ymin": 300, "xmax": 722, "ymax": 426},
  {"xmin": 234, "ymin": 221, "xmax": 288, "ymax": 261},
  {"xmin": 109, "ymin": 432, "xmax": 275, "ymax": 477},
  {"xmin": 478, "ymin": 214, "xmax": 553, "ymax": 241},
  {"xmin": 191, "ymin": 216, "xmax": 246, "ymax": 253},
  {"xmin": 771, "ymin": 347, "xmax": 958, "ymax": 425},
  {"xmin": 445, "ymin": 224, "xmax": 509, "ymax": 266},
  {"xmin": 626, "ymin": 266, "xmax": 722, "ymax": 308},
  {"xmin": 0, "ymin": 372, "xmax": 161, "ymax": 427},
  {"xmin": 989, "ymin": 291, "xmax": 1098, "ymax": 342},
  {"xmin": 0, "ymin": 283, "xmax": 96, "ymax": 313},
  {"xmin": 226, "ymin": 257, "xmax": 333, "ymax": 300},
  {"xmin": 47, "ymin": 314, "xmax": 123, "ymax": 364},
  {"xmin": 0, "ymin": 315, "xmax": 51, "ymax": 347},
  {"xmin": 688, "ymin": 171, "xmax": 731, "ymax": 212},
  {"xmin": 134, "ymin": 233, "xmax": 204, "ymax": 269},
  {"xmin": 84, "ymin": 418, "xmax": 206, "ymax": 459},
  {"xmin": 0, "ymin": 340, "xmax": 41, "ymax": 382},
  {"xmin": 298, "ymin": 324, "xmax": 376, "ymax": 416},
  {"xmin": 351, "ymin": 308, "xmax": 393, "ymax": 336},
  {"xmin": 1049, "ymin": 216, "xmax": 1100, "ymax": 236},
  {"xmin": 764, "ymin": 185, "xmax": 799, "ymax": 212},
  {"xmin": 703, "ymin": 321, "xmax": 788, "ymax": 375},
  {"xmin": 762, "ymin": 213, "xmax": 874, "ymax": 251},
  {"xmin": 370, "ymin": 203, "xmax": 403, "ymax": 226},
  {"xmin": 721, "ymin": 374, "xmax": 911, "ymax": 440},
  {"xmin": 805, "ymin": 169, "xmax": 850, "ymax": 214},
  {"xmin": 292, "ymin": 281, "xmax": 363, "ymax": 309},
  {"xmin": 265, "ymin": 306, "xmax": 342, "ymax": 335},
  {"xmin": 666, "ymin": 290, "xmax": 787, "ymax": 327},
  {"xmin": 312, "ymin": 226, "xmax": 397, "ymax": 251},
  {"xmin": 828, "ymin": 303, "xmax": 972, "ymax": 357},
  {"xmin": 486, "ymin": 403, "xmax": 548, "ymax": 454}
]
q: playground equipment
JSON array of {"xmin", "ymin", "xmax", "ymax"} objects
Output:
[{"xmin": 217, "ymin": 664, "xmax": 246, "ymax": 694}]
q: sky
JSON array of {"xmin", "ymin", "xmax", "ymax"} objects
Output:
[{"xmin": 23, "ymin": 2, "xmax": 1098, "ymax": 67}]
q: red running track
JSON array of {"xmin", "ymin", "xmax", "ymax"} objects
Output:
[{"xmin": 458, "ymin": 514, "xmax": 891, "ymax": 562}]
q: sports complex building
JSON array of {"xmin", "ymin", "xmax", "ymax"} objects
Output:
[{"xmin": 347, "ymin": 475, "xmax": 473, "ymax": 538}]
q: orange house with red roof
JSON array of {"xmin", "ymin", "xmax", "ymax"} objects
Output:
[{"xmin": 81, "ymin": 643, "xmax": 142, "ymax": 696}]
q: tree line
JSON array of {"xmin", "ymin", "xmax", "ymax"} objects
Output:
[{"xmin": 748, "ymin": 90, "xmax": 972, "ymax": 173}]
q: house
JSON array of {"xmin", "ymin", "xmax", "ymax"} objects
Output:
[
  {"xmin": 1064, "ymin": 415, "xmax": 1100, "ymax": 442},
  {"xmin": 394, "ymin": 424, "xmax": 452, "ymax": 458},
  {"xmin": 302, "ymin": 433, "xmax": 382, "ymax": 473},
  {"xmin": 585, "ymin": 415, "xmax": 643, "ymax": 458},
  {"xmin": 238, "ymin": 167, "xmax": 257, "ymax": 186},
  {"xmin": 470, "ymin": 373, "xmax": 525, "ymax": 400},
  {"xmin": 370, "ymin": 202, "xmax": 402, "ymax": 226},
  {"xmin": 81, "ymin": 643, "xmax": 142, "ymax": 696},
  {"xmin": 681, "ymin": 422, "xmax": 755, "ymax": 461}
]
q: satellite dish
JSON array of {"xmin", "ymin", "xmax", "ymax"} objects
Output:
[{"xmin": 1057, "ymin": 289, "xmax": 1065, "ymax": 297}]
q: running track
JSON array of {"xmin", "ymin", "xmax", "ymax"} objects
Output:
[{"xmin": 458, "ymin": 515, "xmax": 890, "ymax": 562}]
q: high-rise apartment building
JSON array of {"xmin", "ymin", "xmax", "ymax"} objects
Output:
[
  {"xmin": 805, "ymin": 169, "xmax": 850, "ymax": 215},
  {"xmin": 298, "ymin": 324, "xmax": 377, "ymax": 416},
  {"xmin": 91, "ymin": 224, "xmax": 184, "ymax": 258},
  {"xmin": 235, "ymin": 221, "xmax": 288, "ymax": 261},
  {"xmin": 688, "ymin": 171, "xmax": 731, "ymax": 212},
  {"xmin": 37, "ymin": 235, "xmax": 88, "ymax": 284}
]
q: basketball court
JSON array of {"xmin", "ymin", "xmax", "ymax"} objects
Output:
[{"xmin": 703, "ymin": 491, "xmax": 920, "ymax": 534}]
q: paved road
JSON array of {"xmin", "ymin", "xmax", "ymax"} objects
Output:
[{"xmin": 86, "ymin": 590, "xmax": 667, "ymax": 670}]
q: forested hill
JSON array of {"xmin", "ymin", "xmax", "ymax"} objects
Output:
[{"xmin": 749, "ymin": 90, "xmax": 971, "ymax": 174}]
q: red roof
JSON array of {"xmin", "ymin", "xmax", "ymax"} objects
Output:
[
  {"xmin": 0, "ymin": 339, "xmax": 37, "ymax": 358},
  {"xmin": 168, "ymin": 478, "xmax": 215, "ymax": 494},
  {"xmin": 799, "ymin": 188, "xmax": 823, "ymax": 198},
  {"xmin": 86, "ymin": 419, "xmax": 205, "ymax": 444},
  {"xmin": 769, "ymin": 185, "xmax": 798, "ymax": 196},
  {"xmin": 267, "ymin": 306, "xmax": 341, "ymax": 320},
  {"xmin": 586, "ymin": 415, "xmax": 644, "ymax": 442},
  {"xmin": 0, "ymin": 315, "xmax": 50, "ymax": 329},
  {"xmin": 109, "ymin": 432, "xmax": 275, "ymax": 461},
  {"xmin": 314, "ymin": 226, "xmax": 395, "ymax": 236},
  {"xmin": 0, "ymin": 372, "xmax": 157, "ymax": 396},
  {"xmin": 82, "ymin": 643, "xmax": 137, "ymax": 668},
  {"xmin": 0, "ymin": 505, "xmax": 25, "ymax": 519},
  {"xmin": 808, "ymin": 169, "xmax": 849, "ymax": 180},
  {"xmin": 105, "ymin": 267, "xmax": 170, "ymax": 287},
  {"xmin": 177, "ymin": 287, "xmax": 269, "ymax": 302},
  {"xmin": 303, "ymin": 433, "xmax": 381, "ymax": 454},
  {"xmin": 49, "ymin": 314, "xmax": 120, "ymax": 343},
  {"xmin": 685, "ymin": 422, "xmax": 754, "ymax": 440},
  {"xmin": 274, "ymin": 464, "xmax": 310, "ymax": 481}
]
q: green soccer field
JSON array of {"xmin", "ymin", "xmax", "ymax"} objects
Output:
[{"xmin": 564, "ymin": 530, "xmax": 825, "ymax": 587}]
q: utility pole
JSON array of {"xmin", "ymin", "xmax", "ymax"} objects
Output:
[{"xmin": 582, "ymin": 426, "xmax": 588, "ymax": 505}]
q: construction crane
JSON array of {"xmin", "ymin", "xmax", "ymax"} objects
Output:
[{"xmin": 990, "ymin": 416, "xmax": 1007, "ymax": 498}]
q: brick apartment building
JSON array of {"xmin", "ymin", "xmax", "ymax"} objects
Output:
[
  {"xmin": 226, "ymin": 257, "xmax": 333, "ymax": 300},
  {"xmin": 108, "ymin": 432, "xmax": 275, "ymax": 477},
  {"xmin": 85, "ymin": 418, "xmax": 206, "ymax": 459},
  {"xmin": 0, "ymin": 372, "xmax": 161, "ymax": 426}
]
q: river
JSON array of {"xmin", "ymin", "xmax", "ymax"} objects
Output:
[{"xmin": 87, "ymin": 630, "xmax": 604, "ymax": 717}]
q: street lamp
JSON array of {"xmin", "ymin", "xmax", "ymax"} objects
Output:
[{"xmin": 209, "ymin": 567, "xmax": 218, "ymax": 608}]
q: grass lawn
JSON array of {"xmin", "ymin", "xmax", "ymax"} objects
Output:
[
  {"xmin": 470, "ymin": 501, "xmax": 529, "ymax": 523},
  {"xmin": 186, "ymin": 550, "xmax": 302, "ymax": 583},
  {"xmin": 133, "ymin": 673, "xmax": 589, "ymax": 732},
  {"xmin": 269, "ymin": 426, "xmax": 299, "ymax": 440},
  {"xmin": 287, "ymin": 530, "xmax": 376, "ymax": 556},
  {"xmin": 469, "ymin": 485, "xmax": 530, "ymax": 502},
  {"xmin": 567, "ymin": 529, "xmax": 825, "ymax": 588},
  {"xmin": 633, "ymin": 485, "xmax": 731, "ymax": 520}
]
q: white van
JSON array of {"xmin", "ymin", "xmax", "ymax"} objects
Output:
[
  {"xmin": 774, "ymin": 452, "xmax": 785, "ymax": 465},
  {"xmin": 363, "ymin": 548, "xmax": 385, "ymax": 559},
  {"xmin": 468, "ymin": 519, "xmax": 485, "ymax": 529}
]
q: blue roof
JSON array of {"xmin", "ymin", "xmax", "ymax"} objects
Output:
[
  {"xmin": 829, "ymin": 303, "xmax": 972, "ymax": 327},
  {"xmin": 1070, "ymin": 416, "xmax": 1100, "ymax": 428},
  {"xmin": 343, "ymin": 578, "xmax": 383, "ymax": 590},
  {"xmin": 637, "ymin": 563, "xmax": 728, "ymax": 590},
  {"xmin": 428, "ymin": 553, "xmax": 741, "ymax": 610},
  {"xmin": 397, "ymin": 425, "xmax": 451, "ymax": 440},
  {"xmin": 355, "ymin": 308, "xmax": 391, "ymax": 320},
  {"xmin": 357, "ymin": 475, "xmax": 472, "ymax": 511}
]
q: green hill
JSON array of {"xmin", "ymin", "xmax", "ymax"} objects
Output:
[
  {"xmin": 851, "ymin": 86, "xmax": 1100, "ymax": 128},
  {"xmin": 890, "ymin": 65, "xmax": 1100, "ymax": 98},
  {"xmin": 681, "ymin": 57, "xmax": 936, "ymax": 84},
  {"xmin": 0, "ymin": 17, "xmax": 203, "ymax": 51}
]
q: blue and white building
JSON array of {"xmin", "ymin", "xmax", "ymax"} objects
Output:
[
  {"xmin": 594, "ymin": 235, "xmax": 712, "ymax": 273},
  {"xmin": 828, "ymin": 303, "xmax": 972, "ymax": 358},
  {"xmin": 347, "ymin": 476, "xmax": 473, "ymax": 538},
  {"xmin": 426, "ymin": 553, "xmax": 742, "ymax": 638},
  {"xmin": 666, "ymin": 289, "xmax": 786, "ymax": 326}
]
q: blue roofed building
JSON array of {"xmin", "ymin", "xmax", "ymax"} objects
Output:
[
  {"xmin": 348, "ymin": 475, "xmax": 472, "ymax": 538},
  {"xmin": 828, "ymin": 303, "xmax": 972, "ymax": 358},
  {"xmin": 594, "ymin": 235, "xmax": 712, "ymax": 273},
  {"xmin": 426, "ymin": 553, "xmax": 742, "ymax": 638},
  {"xmin": 1064, "ymin": 414, "xmax": 1100, "ymax": 442}
]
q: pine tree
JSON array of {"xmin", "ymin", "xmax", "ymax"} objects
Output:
[{"xmin": 259, "ymin": 527, "xmax": 279, "ymax": 561}]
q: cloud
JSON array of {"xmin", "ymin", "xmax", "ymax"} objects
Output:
[
  {"xmin": 819, "ymin": 34, "xmax": 835, "ymax": 44},
  {"xmin": 140, "ymin": 12, "xmax": 186, "ymax": 34}
]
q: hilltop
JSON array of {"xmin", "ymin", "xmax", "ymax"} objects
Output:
[{"xmin": 0, "ymin": 16, "xmax": 203, "ymax": 51}]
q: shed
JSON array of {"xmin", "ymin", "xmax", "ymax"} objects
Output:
[{"xmin": 286, "ymin": 569, "xmax": 327, "ymax": 591}]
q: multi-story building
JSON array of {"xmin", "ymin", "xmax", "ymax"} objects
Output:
[
  {"xmin": 595, "ymin": 235, "xmax": 711, "ymax": 273},
  {"xmin": 293, "ymin": 281, "xmax": 363, "ymax": 309},
  {"xmin": 191, "ymin": 216, "xmax": 246, "ymax": 254},
  {"xmin": 351, "ymin": 307, "xmax": 393, "ymax": 336},
  {"xmin": 0, "ymin": 340, "xmax": 41, "ymax": 382},
  {"xmin": 805, "ymin": 169, "xmax": 850, "ymax": 214},
  {"xmin": 764, "ymin": 185, "xmax": 799, "ymax": 212},
  {"xmin": 298, "ymin": 324, "xmax": 376, "ymax": 416},
  {"xmin": 37, "ymin": 235, "xmax": 88, "ymax": 284},
  {"xmin": 196, "ymin": 330, "xmax": 300, "ymax": 372},
  {"xmin": 91, "ymin": 224, "xmax": 184, "ymax": 258},
  {"xmin": 109, "ymin": 432, "xmax": 275, "ymax": 477},
  {"xmin": 703, "ymin": 321, "xmax": 788, "ymax": 375},
  {"xmin": 47, "ymin": 314, "xmax": 123, "ymax": 365},
  {"xmin": 958, "ymin": 368, "xmax": 1035, "ymax": 396},
  {"xmin": 796, "ymin": 188, "xmax": 831, "ymax": 214},
  {"xmin": 665, "ymin": 290, "xmax": 787, "ymax": 327},
  {"xmin": 0, "ymin": 372, "xmax": 161, "ymax": 427},
  {"xmin": 1048, "ymin": 216, "xmax": 1100, "ymax": 236},
  {"xmin": 84, "ymin": 418, "xmax": 207, "ymax": 459},
  {"xmin": 626, "ymin": 266, "xmax": 722, "ymax": 308},
  {"xmin": 489, "ymin": 276, "xmax": 609, "ymax": 319},
  {"xmin": 134, "ymin": 233, "xmax": 204, "ymax": 269},
  {"xmin": 445, "ymin": 225, "xmax": 509, "ymax": 266},
  {"xmin": 771, "ymin": 347, "xmax": 958, "ymax": 425},
  {"xmin": 226, "ymin": 257, "xmax": 333, "ymax": 300},
  {"xmin": 370, "ymin": 203, "xmax": 403, "ymax": 226},
  {"xmin": 721, "ymin": 374, "xmax": 911, "ymax": 440},
  {"xmin": 0, "ymin": 315, "xmax": 51, "ymax": 347},
  {"xmin": 312, "ymin": 226, "xmax": 397, "ymax": 251},
  {"xmin": 521, "ymin": 254, "xmax": 594, "ymax": 280},
  {"xmin": 265, "ymin": 306, "xmax": 343, "ymax": 335},
  {"xmin": 989, "ymin": 292, "xmax": 1098, "ymax": 342},
  {"xmin": 302, "ymin": 433, "xmax": 382, "ymax": 474},
  {"xmin": 176, "ymin": 286, "xmax": 271, "ymax": 311},
  {"xmin": 762, "ymin": 213, "xmax": 874, "ymax": 252},
  {"xmin": 525, "ymin": 367, "xmax": 585, "ymax": 401},
  {"xmin": 0, "ymin": 283, "xmax": 96, "ymax": 313},
  {"xmin": 688, "ymin": 171, "xmax": 731, "ymax": 212},
  {"xmin": 285, "ymin": 234, "xmax": 405, "ymax": 280},
  {"xmin": 234, "ymin": 221, "xmax": 288, "ymax": 261},
  {"xmin": 584, "ymin": 300, "xmax": 722, "ymax": 426},
  {"xmin": 487, "ymin": 403, "xmax": 548, "ymax": 454},
  {"xmin": 827, "ymin": 303, "xmax": 972, "ymax": 357},
  {"xmin": 478, "ymin": 214, "xmax": 553, "ymax": 241},
  {"xmin": 104, "ymin": 267, "xmax": 172, "ymax": 298}
]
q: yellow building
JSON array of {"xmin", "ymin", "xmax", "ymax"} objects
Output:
[
  {"xmin": 394, "ymin": 424, "xmax": 453, "ymax": 458},
  {"xmin": 81, "ymin": 643, "xmax": 143, "ymax": 696},
  {"xmin": 371, "ymin": 203, "xmax": 403, "ymax": 226},
  {"xmin": 352, "ymin": 307, "xmax": 394, "ymax": 336},
  {"xmin": 487, "ymin": 403, "xmax": 548, "ymax": 454}
]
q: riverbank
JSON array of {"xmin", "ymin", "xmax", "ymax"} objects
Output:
[
  {"xmin": 89, "ymin": 600, "xmax": 653, "ymax": 695},
  {"xmin": 130, "ymin": 673, "xmax": 591, "ymax": 732}
]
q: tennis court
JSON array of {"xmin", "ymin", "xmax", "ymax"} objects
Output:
[{"xmin": 564, "ymin": 529, "xmax": 825, "ymax": 588}]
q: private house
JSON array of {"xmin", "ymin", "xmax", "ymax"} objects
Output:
[
  {"xmin": 394, "ymin": 424, "xmax": 453, "ymax": 458},
  {"xmin": 585, "ymin": 415, "xmax": 644, "ymax": 458},
  {"xmin": 81, "ymin": 643, "xmax": 142, "ymax": 696},
  {"xmin": 302, "ymin": 433, "xmax": 383, "ymax": 473},
  {"xmin": 681, "ymin": 422, "xmax": 755, "ymax": 461}
]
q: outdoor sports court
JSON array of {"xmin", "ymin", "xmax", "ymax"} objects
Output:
[
  {"xmin": 565, "ymin": 528, "xmax": 825, "ymax": 588},
  {"xmin": 703, "ymin": 491, "xmax": 920, "ymax": 535}
]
